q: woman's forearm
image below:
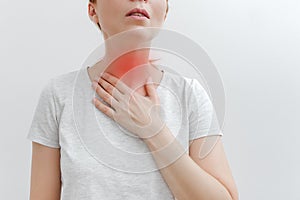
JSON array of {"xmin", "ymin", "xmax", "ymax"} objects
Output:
[{"xmin": 143, "ymin": 125, "xmax": 233, "ymax": 200}]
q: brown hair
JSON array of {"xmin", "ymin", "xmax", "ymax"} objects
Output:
[{"xmin": 89, "ymin": 0, "xmax": 169, "ymax": 31}]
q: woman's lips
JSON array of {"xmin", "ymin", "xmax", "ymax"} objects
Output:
[
  {"xmin": 125, "ymin": 8, "xmax": 150, "ymax": 19},
  {"xmin": 126, "ymin": 14, "xmax": 149, "ymax": 21}
]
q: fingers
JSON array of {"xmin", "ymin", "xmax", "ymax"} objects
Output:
[
  {"xmin": 145, "ymin": 76, "xmax": 159, "ymax": 104},
  {"xmin": 93, "ymin": 97, "xmax": 115, "ymax": 119},
  {"xmin": 100, "ymin": 72, "xmax": 133, "ymax": 95},
  {"xmin": 97, "ymin": 77, "xmax": 123, "ymax": 101},
  {"xmin": 92, "ymin": 80, "xmax": 119, "ymax": 109}
]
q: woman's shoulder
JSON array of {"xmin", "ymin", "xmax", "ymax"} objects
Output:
[
  {"xmin": 51, "ymin": 69, "xmax": 80, "ymax": 87},
  {"xmin": 43, "ymin": 68, "xmax": 82, "ymax": 102},
  {"xmin": 163, "ymin": 69, "xmax": 196, "ymax": 91}
]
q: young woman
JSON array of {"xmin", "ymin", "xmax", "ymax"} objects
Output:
[{"xmin": 27, "ymin": 0, "xmax": 239, "ymax": 199}]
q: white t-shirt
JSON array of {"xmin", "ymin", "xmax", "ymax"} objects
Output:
[{"xmin": 27, "ymin": 66, "xmax": 223, "ymax": 200}]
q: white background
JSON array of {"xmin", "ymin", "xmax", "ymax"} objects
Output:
[{"xmin": 1, "ymin": 0, "xmax": 299, "ymax": 199}]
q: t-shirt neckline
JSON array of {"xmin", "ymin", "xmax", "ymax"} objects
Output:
[{"xmin": 82, "ymin": 65, "xmax": 166, "ymax": 92}]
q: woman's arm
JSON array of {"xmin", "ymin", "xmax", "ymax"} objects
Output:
[
  {"xmin": 143, "ymin": 126, "xmax": 239, "ymax": 200},
  {"xmin": 28, "ymin": 142, "xmax": 61, "ymax": 200},
  {"xmin": 91, "ymin": 72, "xmax": 238, "ymax": 199}
]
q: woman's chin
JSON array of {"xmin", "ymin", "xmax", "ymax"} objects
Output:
[{"xmin": 120, "ymin": 26, "xmax": 159, "ymax": 43}]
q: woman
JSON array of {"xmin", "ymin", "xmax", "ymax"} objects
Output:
[{"xmin": 27, "ymin": 0, "xmax": 239, "ymax": 199}]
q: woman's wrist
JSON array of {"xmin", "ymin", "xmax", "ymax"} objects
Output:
[{"xmin": 142, "ymin": 124, "xmax": 187, "ymax": 169}]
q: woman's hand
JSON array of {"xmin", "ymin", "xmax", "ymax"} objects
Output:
[{"xmin": 91, "ymin": 72, "xmax": 166, "ymax": 139}]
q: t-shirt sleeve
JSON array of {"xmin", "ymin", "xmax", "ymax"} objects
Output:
[
  {"xmin": 26, "ymin": 78, "xmax": 60, "ymax": 148},
  {"xmin": 188, "ymin": 78, "xmax": 223, "ymax": 141}
]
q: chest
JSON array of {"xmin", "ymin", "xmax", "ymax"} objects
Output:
[{"xmin": 57, "ymin": 89, "xmax": 190, "ymax": 177}]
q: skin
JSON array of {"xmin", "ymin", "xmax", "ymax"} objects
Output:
[
  {"xmin": 28, "ymin": 0, "xmax": 239, "ymax": 199},
  {"xmin": 92, "ymin": 72, "xmax": 239, "ymax": 200},
  {"xmin": 29, "ymin": 142, "xmax": 61, "ymax": 200},
  {"xmin": 87, "ymin": 0, "xmax": 169, "ymax": 96}
]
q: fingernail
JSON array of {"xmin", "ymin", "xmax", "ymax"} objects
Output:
[
  {"xmin": 94, "ymin": 75, "xmax": 100, "ymax": 82},
  {"xmin": 92, "ymin": 97, "xmax": 97, "ymax": 104},
  {"xmin": 92, "ymin": 81, "xmax": 98, "ymax": 89},
  {"xmin": 102, "ymin": 72, "xmax": 109, "ymax": 78}
]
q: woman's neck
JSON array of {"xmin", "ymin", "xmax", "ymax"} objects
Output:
[
  {"xmin": 102, "ymin": 48, "xmax": 151, "ymax": 80},
  {"xmin": 89, "ymin": 48, "xmax": 163, "ymax": 96}
]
